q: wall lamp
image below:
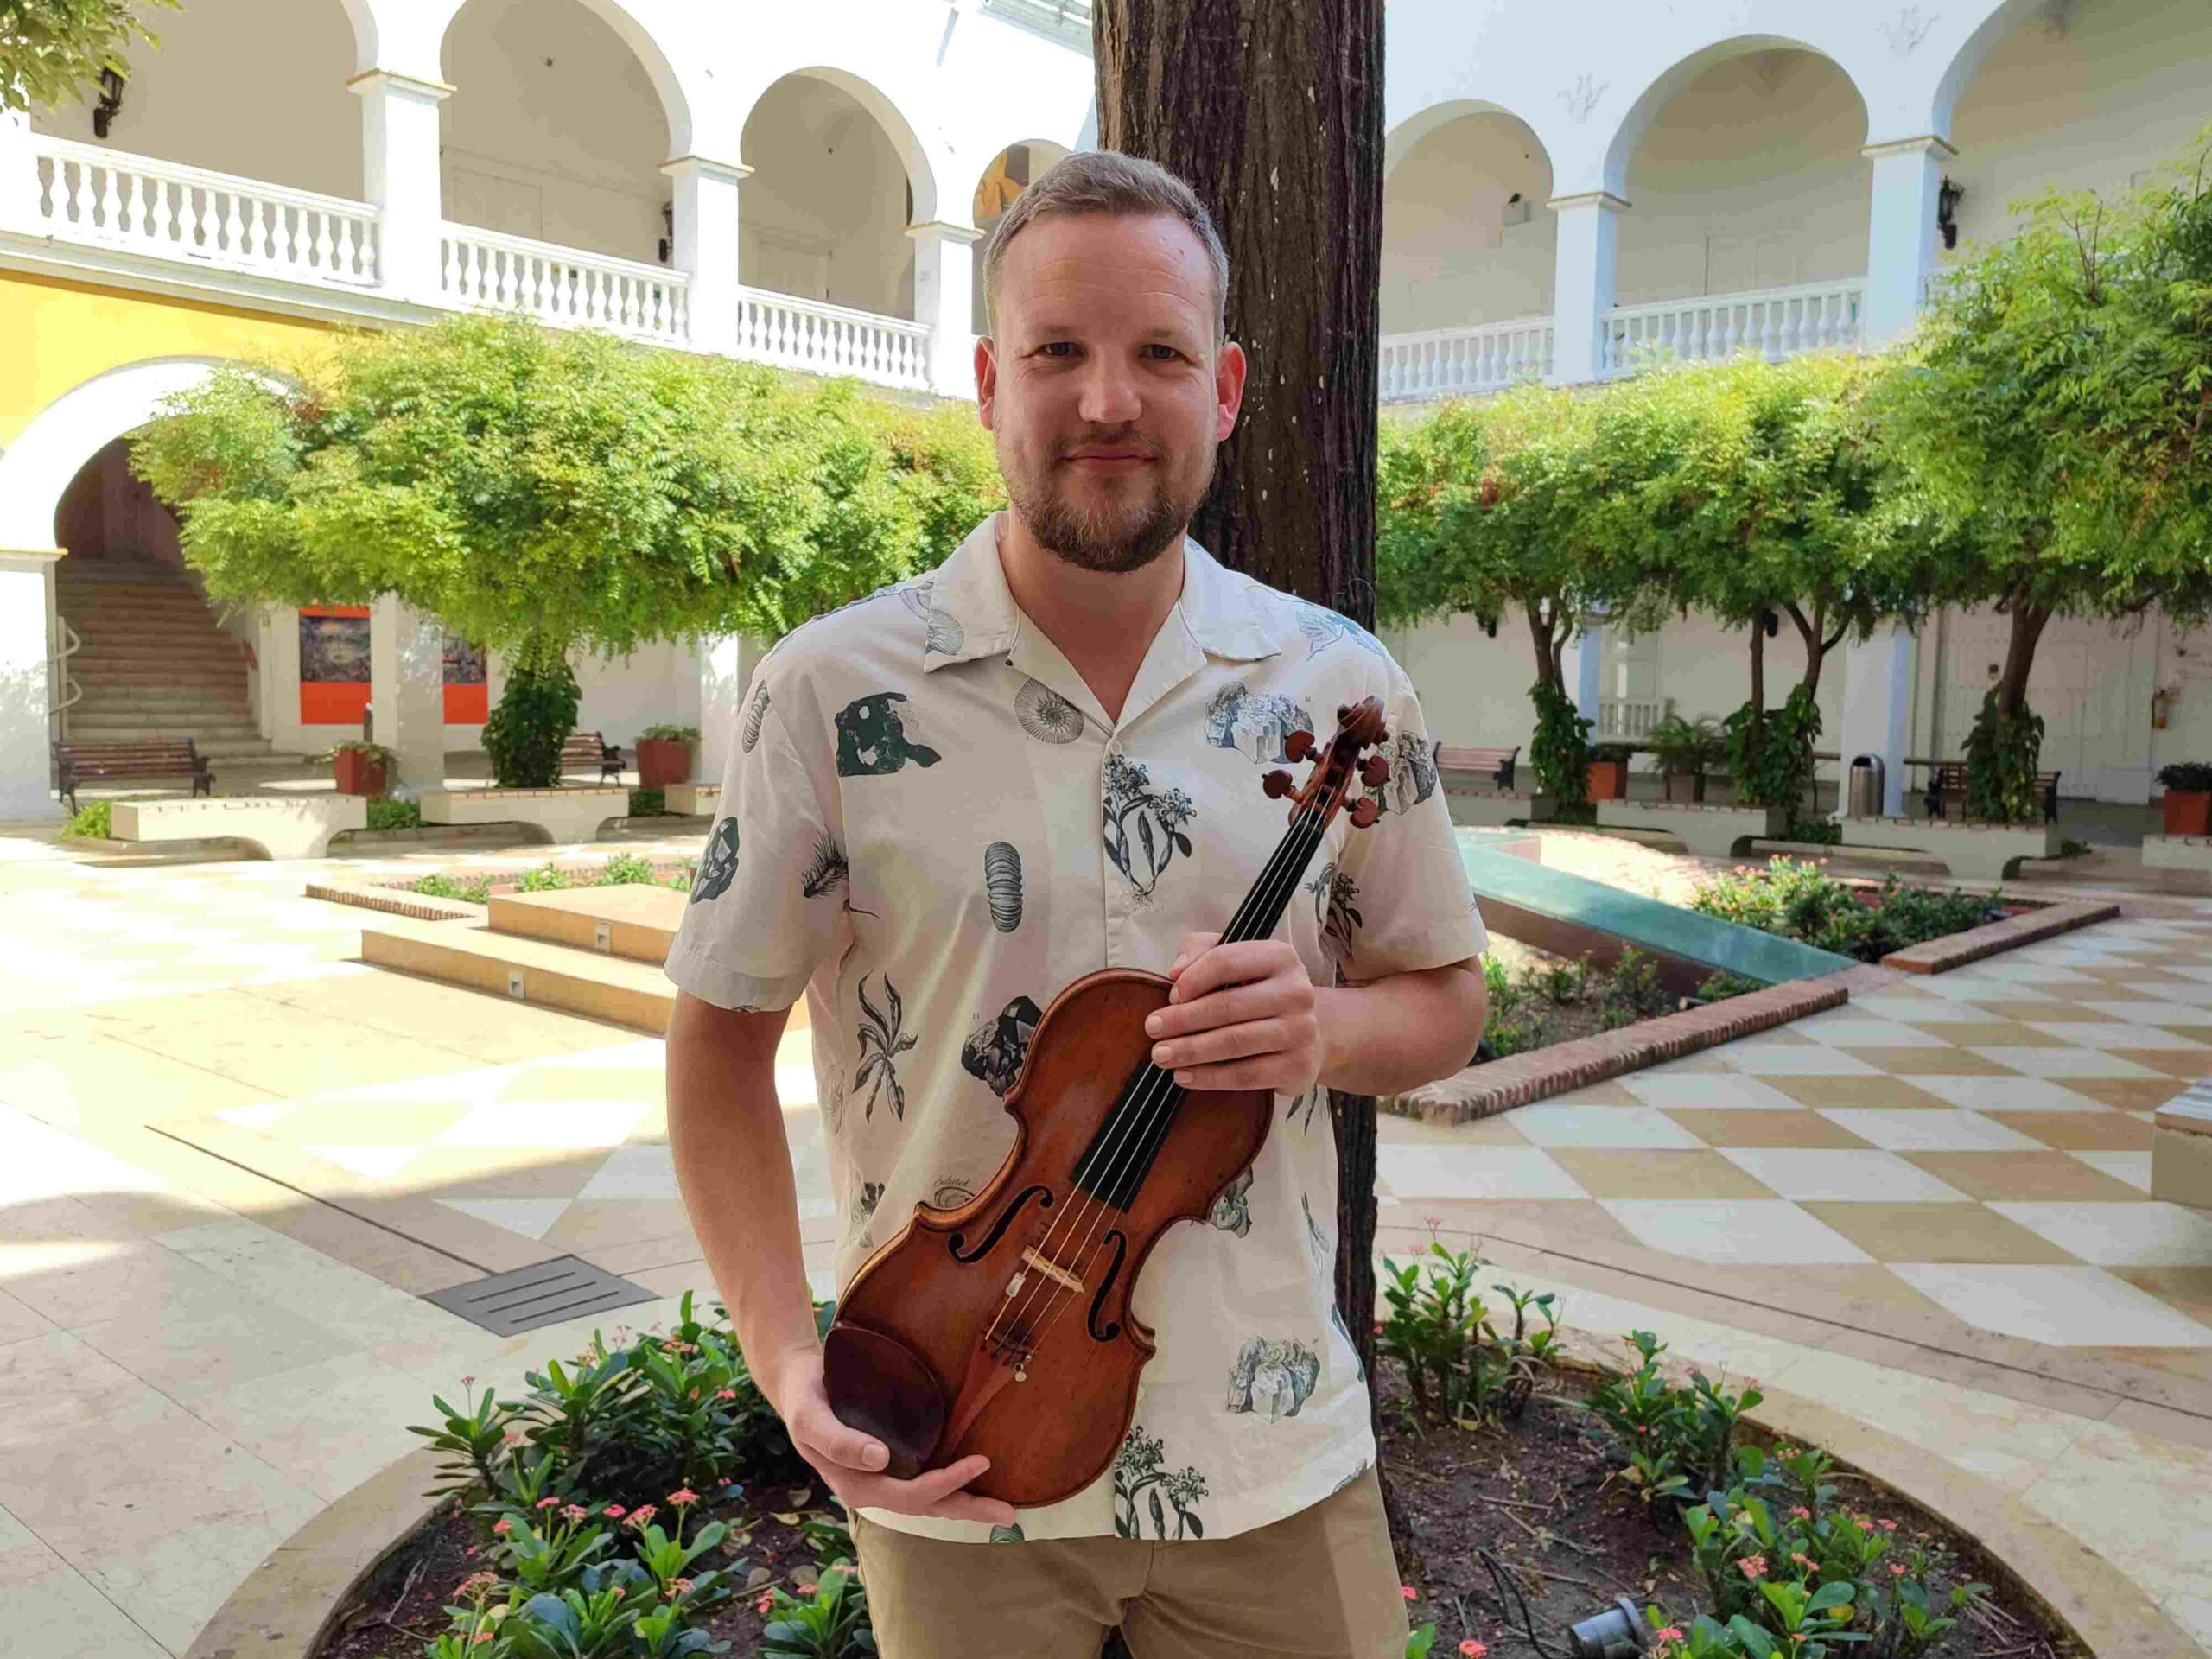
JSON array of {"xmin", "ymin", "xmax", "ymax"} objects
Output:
[
  {"xmin": 93, "ymin": 68, "xmax": 124, "ymax": 138},
  {"xmin": 1936, "ymin": 175, "xmax": 1964, "ymax": 251}
]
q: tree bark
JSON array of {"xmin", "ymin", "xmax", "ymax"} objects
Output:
[
  {"xmin": 1097, "ymin": 0, "xmax": 1402, "ymax": 1623},
  {"xmin": 1997, "ymin": 598, "xmax": 2052, "ymax": 715},
  {"xmin": 1525, "ymin": 601, "xmax": 1560, "ymax": 694}
]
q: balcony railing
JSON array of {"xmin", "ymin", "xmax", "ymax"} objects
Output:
[
  {"xmin": 30, "ymin": 134, "xmax": 379, "ymax": 286},
  {"xmin": 1378, "ymin": 316, "xmax": 1553, "ymax": 403},
  {"xmin": 1600, "ymin": 279, "xmax": 1865, "ymax": 378},
  {"xmin": 736, "ymin": 286, "xmax": 932, "ymax": 391},
  {"xmin": 982, "ymin": 0, "xmax": 1094, "ymax": 47},
  {"xmin": 442, "ymin": 224, "xmax": 690, "ymax": 345}
]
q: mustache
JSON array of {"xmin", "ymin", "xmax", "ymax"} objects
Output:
[{"xmin": 1053, "ymin": 430, "xmax": 1161, "ymax": 460}]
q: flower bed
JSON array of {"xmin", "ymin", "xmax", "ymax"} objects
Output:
[
  {"xmin": 391, "ymin": 853, "xmax": 701, "ymax": 907},
  {"xmin": 1479, "ymin": 944, "xmax": 1758, "ymax": 1060},
  {"xmin": 1688, "ymin": 856, "xmax": 2027, "ymax": 965}
]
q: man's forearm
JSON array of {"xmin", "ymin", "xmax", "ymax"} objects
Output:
[
  {"xmin": 665, "ymin": 1002, "xmax": 822, "ymax": 1412},
  {"xmin": 1314, "ymin": 959, "xmax": 1487, "ymax": 1097}
]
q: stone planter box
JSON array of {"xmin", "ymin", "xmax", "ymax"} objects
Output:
[
  {"xmin": 663, "ymin": 782, "xmax": 721, "ymax": 817},
  {"xmin": 1598, "ymin": 799, "xmax": 1787, "ymax": 857},
  {"xmin": 111, "ymin": 794, "xmax": 368, "ymax": 860},
  {"xmin": 2142, "ymin": 833, "xmax": 2212, "ymax": 891},
  {"xmin": 1834, "ymin": 817, "xmax": 2059, "ymax": 883},
  {"xmin": 417, "ymin": 786, "xmax": 627, "ymax": 846},
  {"xmin": 2152, "ymin": 1084, "xmax": 2212, "ymax": 1214},
  {"xmin": 1442, "ymin": 787, "xmax": 1534, "ymax": 828}
]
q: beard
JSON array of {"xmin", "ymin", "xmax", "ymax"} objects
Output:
[{"xmin": 1000, "ymin": 429, "xmax": 1217, "ymax": 575}]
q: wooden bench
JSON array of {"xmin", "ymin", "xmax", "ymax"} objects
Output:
[
  {"xmin": 54, "ymin": 738, "xmax": 213, "ymax": 814},
  {"xmin": 1432, "ymin": 742, "xmax": 1520, "ymax": 793},
  {"xmin": 559, "ymin": 731, "xmax": 626, "ymax": 784},
  {"xmin": 1923, "ymin": 761, "xmax": 2059, "ymax": 825}
]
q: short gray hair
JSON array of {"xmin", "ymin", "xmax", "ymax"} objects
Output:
[{"xmin": 978, "ymin": 149, "xmax": 1230, "ymax": 346}]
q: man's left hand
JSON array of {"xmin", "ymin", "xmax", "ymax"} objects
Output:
[{"xmin": 1147, "ymin": 932, "xmax": 1326, "ymax": 1096}]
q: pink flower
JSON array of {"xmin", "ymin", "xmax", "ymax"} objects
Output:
[
  {"xmin": 626, "ymin": 1504, "xmax": 658, "ymax": 1530},
  {"xmin": 667, "ymin": 1488, "xmax": 700, "ymax": 1508},
  {"xmin": 717, "ymin": 1388, "xmax": 738, "ymax": 1401},
  {"xmin": 1738, "ymin": 1555, "xmax": 1769, "ymax": 1580},
  {"xmin": 474, "ymin": 1635, "xmax": 493, "ymax": 1646},
  {"xmin": 1889, "ymin": 1562, "xmax": 1909, "ymax": 1577},
  {"xmin": 755, "ymin": 1592, "xmax": 775, "ymax": 1615},
  {"xmin": 1876, "ymin": 1518, "xmax": 1898, "ymax": 1532},
  {"xmin": 603, "ymin": 1504, "xmax": 627, "ymax": 1519},
  {"xmin": 669, "ymin": 1576, "xmax": 694, "ymax": 1597},
  {"xmin": 536, "ymin": 1497, "xmax": 561, "ymax": 1511},
  {"xmin": 1401, "ymin": 1585, "xmax": 1418, "ymax": 1601},
  {"xmin": 562, "ymin": 1504, "xmax": 589, "ymax": 1525},
  {"xmin": 1459, "ymin": 1643, "xmax": 1489, "ymax": 1658},
  {"xmin": 1788, "ymin": 1506, "xmax": 1811, "ymax": 1520},
  {"xmin": 461, "ymin": 1374, "xmax": 476, "ymax": 1386},
  {"xmin": 492, "ymin": 1517, "xmax": 512, "ymax": 1536},
  {"xmin": 1656, "ymin": 1631, "xmax": 1684, "ymax": 1644}
]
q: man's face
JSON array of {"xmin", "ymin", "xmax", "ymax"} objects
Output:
[{"xmin": 977, "ymin": 212, "xmax": 1247, "ymax": 574}]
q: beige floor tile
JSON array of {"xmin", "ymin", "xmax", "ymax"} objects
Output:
[
  {"xmin": 1834, "ymin": 1046, "xmax": 2027, "ymax": 1076},
  {"xmin": 0, "ymin": 1508, "xmax": 169, "ymax": 1659},
  {"xmin": 2021, "ymin": 1419, "xmax": 2212, "ymax": 1629},
  {"xmin": 0, "ymin": 1332, "xmax": 170, "ymax": 1451},
  {"xmin": 1538, "ymin": 1079, "xmax": 1643, "ymax": 1106},
  {"xmin": 1661, "ymin": 1108, "xmax": 1876, "ymax": 1148},
  {"xmin": 2110, "ymin": 1264, "xmax": 2212, "ymax": 1330},
  {"xmin": 1985, "ymin": 1110, "xmax": 2157, "ymax": 1151},
  {"xmin": 1903, "ymin": 1020, "xmax": 2080, "ymax": 1048},
  {"xmin": 542, "ymin": 1198, "xmax": 696, "ymax": 1252},
  {"xmin": 2065, "ymin": 1077, "xmax": 2192, "ymax": 1112},
  {"xmin": 0, "ymin": 1029, "xmax": 282, "ymax": 1127},
  {"xmin": 174, "ymin": 1350, "xmax": 438, "ymax": 1503},
  {"xmin": 1801, "ymin": 1201, "xmax": 2085, "ymax": 1264},
  {"xmin": 2107, "ymin": 1048, "xmax": 2212, "ymax": 1080},
  {"xmin": 70, "ymin": 1275, "xmax": 358, "ymax": 1403},
  {"xmin": 1543, "ymin": 1148, "xmax": 1780, "ymax": 1200},
  {"xmin": 1758, "ymin": 1076, "xmax": 1957, "ymax": 1109},
  {"xmin": 385, "ymin": 1142, "xmax": 612, "ymax": 1192},
  {"xmin": 241, "ymin": 972, "xmax": 633, "ymax": 1060},
  {"xmin": 1904, "ymin": 1151, "xmax": 2158, "ymax": 1203},
  {"xmin": 1971, "ymin": 999, "xmax": 2111, "ymax": 1024},
  {"xmin": 1376, "ymin": 1111, "xmax": 1528, "ymax": 1146},
  {"xmin": 0, "ymin": 1288, "xmax": 54, "ymax": 1347},
  {"xmin": 0, "ymin": 1231, "xmax": 234, "ymax": 1329},
  {"xmin": 497, "ymin": 1065, "xmax": 666, "ymax": 1103},
  {"xmin": 1376, "ymin": 1197, "xmax": 1644, "ymax": 1255}
]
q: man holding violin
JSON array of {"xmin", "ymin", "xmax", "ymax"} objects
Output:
[{"xmin": 665, "ymin": 150, "xmax": 1490, "ymax": 1657}]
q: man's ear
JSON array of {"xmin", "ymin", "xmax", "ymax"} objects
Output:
[
  {"xmin": 1214, "ymin": 340, "xmax": 1248, "ymax": 442},
  {"xmin": 976, "ymin": 335, "xmax": 998, "ymax": 430}
]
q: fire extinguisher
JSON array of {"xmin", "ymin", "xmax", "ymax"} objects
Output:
[{"xmin": 2152, "ymin": 686, "xmax": 2174, "ymax": 730}]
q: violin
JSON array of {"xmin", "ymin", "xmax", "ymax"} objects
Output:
[{"xmin": 822, "ymin": 696, "xmax": 1395, "ymax": 1507}]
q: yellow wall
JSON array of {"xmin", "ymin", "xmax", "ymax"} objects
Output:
[{"xmin": 1, "ymin": 270, "xmax": 338, "ymax": 448}]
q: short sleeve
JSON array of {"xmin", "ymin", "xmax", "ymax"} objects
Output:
[
  {"xmin": 1330, "ymin": 664, "xmax": 1489, "ymax": 982},
  {"xmin": 664, "ymin": 671, "xmax": 849, "ymax": 1012}
]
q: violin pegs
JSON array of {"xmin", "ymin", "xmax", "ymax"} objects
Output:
[
  {"xmin": 1335, "ymin": 704, "xmax": 1350, "ymax": 723},
  {"xmin": 1262, "ymin": 769, "xmax": 1294, "ymax": 799},
  {"xmin": 1359, "ymin": 754, "xmax": 1391, "ymax": 787},
  {"xmin": 1284, "ymin": 729, "xmax": 1315, "ymax": 762},
  {"xmin": 1348, "ymin": 797, "xmax": 1381, "ymax": 829}
]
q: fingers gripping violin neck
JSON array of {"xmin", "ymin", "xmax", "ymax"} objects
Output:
[{"xmin": 820, "ymin": 697, "xmax": 1392, "ymax": 1508}]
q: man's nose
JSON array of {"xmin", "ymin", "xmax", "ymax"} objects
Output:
[{"xmin": 1074, "ymin": 359, "xmax": 1142, "ymax": 427}]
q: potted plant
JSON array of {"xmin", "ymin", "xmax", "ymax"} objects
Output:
[
  {"xmin": 634, "ymin": 723, "xmax": 700, "ymax": 789},
  {"xmin": 321, "ymin": 740, "xmax": 398, "ymax": 797},
  {"xmin": 1586, "ymin": 742, "xmax": 1634, "ymax": 802},
  {"xmin": 1647, "ymin": 715, "xmax": 1723, "ymax": 804},
  {"xmin": 2157, "ymin": 761, "xmax": 2212, "ymax": 836}
]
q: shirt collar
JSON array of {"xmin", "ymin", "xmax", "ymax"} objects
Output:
[{"xmin": 919, "ymin": 512, "xmax": 1281, "ymax": 673}]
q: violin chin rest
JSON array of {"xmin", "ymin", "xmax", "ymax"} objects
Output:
[{"xmin": 822, "ymin": 1322, "xmax": 947, "ymax": 1482}]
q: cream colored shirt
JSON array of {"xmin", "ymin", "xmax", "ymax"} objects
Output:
[{"xmin": 664, "ymin": 514, "xmax": 1486, "ymax": 1544}]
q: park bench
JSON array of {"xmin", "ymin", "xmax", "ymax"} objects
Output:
[
  {"xmin": 1432, "ymin": 742, "xmax": 1520, "ymax": 793},
  {"xmin": 560, "ymin": 731, "xmax": 626, "ymax": 784},
  {"xmin": 1923, "ymin": 761, "xmax": 2059, "ymax": 825},
  {"xmin": 54, "ymin": 738, "xmax": 213, "ymax": 814}
]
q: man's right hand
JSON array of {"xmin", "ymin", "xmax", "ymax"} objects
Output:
[{"xmin": 771, "ymin": 1350, "xmax": 1020, "ymax": 1529}]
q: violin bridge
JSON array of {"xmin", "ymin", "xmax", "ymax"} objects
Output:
[{"xmin": 1019, "ymin": 1246, "xmax": 1086, "ymax": 1296}]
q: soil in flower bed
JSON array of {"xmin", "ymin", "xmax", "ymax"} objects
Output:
[{"xmin": 1376, "ymin": 1364, "xmax": 2081, "ymax": 1659}]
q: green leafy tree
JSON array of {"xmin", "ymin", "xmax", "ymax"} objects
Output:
[
  {"xmin": 1883, "ymin": 130, "xmax": 2212, "ymax": 819},
  {"xmin": 0, "ymin": 0, "xmax": 175, "ymax": 117},
  {"xmin": 130, "ymin": 313, "xmax": 1002, "ymax": 783}
]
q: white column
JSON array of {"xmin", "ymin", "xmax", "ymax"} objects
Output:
[
  {"xmin": 663, "ymin": 156, "xmax": 748, "ymax": 356},
  {"xmin": 352, "ymin": 69, "xmax": 452, "ymax": 303},
  {"xmin": 371, "ymin": 594, "xmax": 446, "ymax": 798},
  {"xmin": 700, "ymin": 632, "xmax": 769, "ymax": 788},
  {"xmin": 0, "ymin": 550, "xmax": 66, "ymax": 821},
  {"xmin": 908, "ymin": 220, "xmax": 982, "ymax": 397},
  {"xmin": 1838, "ymin": 623, "xmax": 1915, "ymax": 818},
  {"xmin": 1546, "ymin": 191, "xmax": 1625, "ymax": 385},
  {"xmin": 1557, "ymin": 623, "xmax": 1604, "ymax": 728},
  {"xmin": 0, "ymin": 108, "xmax": 39, "ymax": 235},
  {"xmin": 1862, "ymin": 137, "xmax": 1953, "ymax": 348}
]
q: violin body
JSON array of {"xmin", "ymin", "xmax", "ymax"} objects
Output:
[{"xmin": 823, "ymin": 966, "xmax": 1272, "ymax": 1509}]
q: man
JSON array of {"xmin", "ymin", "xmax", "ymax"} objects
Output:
[{"xmin": 664, "ymin": 150, "xmax": 1489, "ymax": 1657}]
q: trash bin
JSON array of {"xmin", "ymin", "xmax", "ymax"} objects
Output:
[{"xmin": 1847, "ymin": 753, "xmax": 1885, "ymax": 819}]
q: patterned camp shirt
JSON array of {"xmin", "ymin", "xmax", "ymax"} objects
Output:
[{"xmin": 664, "ymin": 512, "xmax": 1488, "ymax": 1545}]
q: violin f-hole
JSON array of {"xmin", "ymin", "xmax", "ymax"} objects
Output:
[
  {"xmin": 1085, "ymin": 1229, "xmax": 1128, "ymax": 1342},
  {"xmin": 948, "ymin": 1184, "xmax": 1053, "ymax": 1262}
]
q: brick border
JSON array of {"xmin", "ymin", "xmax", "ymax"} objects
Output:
[
  {"xmin": 1878, "ymin": 899, "xmax": 2120, "ymax": 975},
  {"xmin": 302, "ymin": 877, "xmax": 485, "ymax": 922},
  {"xmin": 1382, "ymin": 971, "xmax": 1851, "ymax": 1126}
]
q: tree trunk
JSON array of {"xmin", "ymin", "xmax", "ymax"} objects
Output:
[
  {"xmin": 1097, "ymin": 0, "xmax": 1402, "ymax": 1618},
  {"xmin": 1997, "ymin": 599, "xmax": 2051, "ymax": 715},
  {"xmin": 1741, "ymin": 618, "xmax": 1767, "ymax": 785},
  {"xmin": 1525, "ymin": 601, "xmax": 1560, "ymax": 695}
]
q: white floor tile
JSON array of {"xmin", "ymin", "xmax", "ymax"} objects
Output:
[
  {"xmin": 1722, "ymin": 1044, "xmax": 1885, "ymax": 1077},
  {"xmin": 1888, "ymin": 1263, "xmax": 2212, "ymax": 1347},
  {"xmin": 1791, "ymin": 1017, "xmax": 1952, "ymax": 1049},
  {"xmin": 436, "ymin": 1198, "xmax": 572, "ymax": 1241},
  {"xmin": 1715, "ymin": 1148, "xmax": 1972, "ymax": 1202},
  {"xmin": 1619, "ymin": 1073, "xmax": 1808, "ymax": 1111},
  {"xmin": 1899, "ymin": 1075, "xmax": 2111, "ymax": 1113},
  {"xmin": 1842, "ymin": 995, "xmax": 1992, "ymax": 1025},
  {"xmin": 434, "ymin": 1099, "xmax": 651, "ymax": 1148},
  {"xmin": 577, "ymin": 1143, "xmax": 679, "ymax": 1200},
  {"xmin": 1507, "ymin": 1104, "xmax": 1707, "ymax": 1149},
  {"xmin": 2021, "ymin": 1023, "xmax": 2211, "ymax": 1052},
  {"xmin": 1376, "ymin": 1143, "xmax": 1587, "ymax": 1201},
  {"xmin": 2070, "ymin": 1151, "xmax": 2154, "ymax": 1192},
  {"xmin": 1986, "ymin": 1201, "xmax": 2212, "ymax": 1266},
  {"xmin": 1599, "ymin": 1199, "xmax": 1872, "ymax": 1265},
  {"xmin": 1961, "ymin": 1047, "xmax": 2166, "ymax": 1079},
  {"xmin": 1815, "ymin": 1109, "xmax": 2047, "ymax": 1153},
  {"xmin": 2077, "ymin": 1001, "xmax": 2212, "ymax": 1027}
]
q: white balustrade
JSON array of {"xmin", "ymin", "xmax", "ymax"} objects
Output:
[
  {"xmin": 30, "ymin": 136, "xmax": 378, "ymax": 286},
  {"xmin": 734, "ymin": 286, "xmax": 933, "ymax": 391},
  {"xmin": 1600, "ymin": 279, "xmax": 1865, "ymax": 378},
  {"xmin": 441, "ymin": 225, "xmax": 691, "ymax": 345},
  {"xmin": 1378, "ymin": 316, "xmax": 1553, "ymax": 402}
]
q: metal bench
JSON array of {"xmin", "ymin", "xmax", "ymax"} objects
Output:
[
  {"xmin": 559, "ymin": 730, "xmax": 626, "ymax": 784},
  {"xmin": 54, "ymin": 738, "xmax": 213, "ymax": 814},
  {"xmin": 1923, "ymin": 761, "xmax": 2059, "ymax": 825},
  {"xmin": 1432, "ymin": 742, "xmax": 1519, "ymax": 792}
]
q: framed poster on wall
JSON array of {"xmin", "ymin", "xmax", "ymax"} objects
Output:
[{"xmin": 298, "ymin": 607, "xmax": 490, "ymax": 726}]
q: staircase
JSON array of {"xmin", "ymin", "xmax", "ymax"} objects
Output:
[{"xmin": 54, "ymin": 557, "xmax": 277, "ymax": 761}]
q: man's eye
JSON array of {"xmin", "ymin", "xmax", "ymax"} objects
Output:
[
  {"xmin": 1038, "ymin": 341, "xmax": 1077, "ymax": 358},
  {"xmin": 1143, "ymin": 344, "xmax": 1183, "ymax": 361}
]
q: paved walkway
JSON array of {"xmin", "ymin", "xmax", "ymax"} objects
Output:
[{"xmin": 0, "ymin": 830, "xmax": 2207, "ymax": 1655}]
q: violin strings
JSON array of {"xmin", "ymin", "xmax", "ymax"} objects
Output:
[
  {"xmin": 972, "ymin": 801, "xmax": 1325, "ymax": 1370},
  {"xmin": 976, "ymin": 795, "xmax": 1334, "ymax": 1380}
]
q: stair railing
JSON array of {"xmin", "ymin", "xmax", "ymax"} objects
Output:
[{"xmin": 49, "ymin": 616, "xmax": 83, "ymax": 742}]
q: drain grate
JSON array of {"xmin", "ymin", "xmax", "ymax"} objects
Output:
[{"xmin": 425, "ymin": 1255, "xmax": 659, "ymax": 1336}]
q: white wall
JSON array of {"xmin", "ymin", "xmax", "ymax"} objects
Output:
[
  {"xmin": 741, "ymin": 76, "xmax": 916, "ymax": 319},
  {"xmin": 1382, "ymin": 111, "xmax": 1554, "ymax": 333},
  {"xmin": 573, "ymin": 637, "xmax": 701, "ymax": 754}
]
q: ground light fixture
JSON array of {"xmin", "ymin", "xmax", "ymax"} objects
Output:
[
  {"xmin": 1567, "ymin": 1596, "xmax": 1649, "ymax": 1656},
  {"xmin": 1937, "ymin": 175, "xmax": 1965, "ymax": 249}
]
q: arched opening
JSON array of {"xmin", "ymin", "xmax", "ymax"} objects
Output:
[
  {"xmin": 1614, "ymin": 47, "xmax": 1870, "ymax": 306},
  {"xmin": 25, "ymin": 1, "xmax": 361, "ymax": 199},
  {"xmin": 440, "ymin": 0, "xmax": 677, "ymax": 264},
  {"xmin": 740, "ymin": 73, "xmax": 925, "ymax": 319},
  {"xmin": 969, "ymin": 138, "xmax": 1073, "ymax": 334},
  {"xmin": 1945, "ymin": 0, "xmax": 2212, "ymax": 252},
  {"xmin": 1380, "ymin": 108, "xmax": 1554, "ymax": 334}
]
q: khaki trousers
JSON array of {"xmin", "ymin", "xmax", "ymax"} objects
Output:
[{"xmin": 850, "ymin": 1465, "xmax": 1409, "ymax": 1658}]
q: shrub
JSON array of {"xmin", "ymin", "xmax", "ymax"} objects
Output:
[
  {"xmin": 1694, "ymin": 970, "xmax": 1764, "ymax": 1003},
  {"xmin": 755, "ymin": 1559, "xmax": 875, "ymax": 1657},
  {"xmin": 1530, "ymin": 680, "xmax": 1593, "ymax": 810},
  {"xmin": 596, "ymin": 854, "xmax": 659, "ymax": 886},
  {"xmin": 628, "ymin": 787, "xmax": 667, "ymax": 817},
  {"xmin": 1649, "ymin": 715, "xmax": 1726, "ymax": 781},
  {"xmin": 1961, "ymin": 690, "xmax": 2045, "ymax": 823},
  {"xmin": 1584, "ymin": 1330, "xmax": 1761, "ymax": 1509},
  {"xmin": 366, "ymin": 797, "xmax": 423, "ymax": 831},
  {"xmin": 2157, "ymin": 762, "xmax": 2212, "ymax": 792},
  {"xmin": 63, "ymin": 799, "xmax": 112, "ymax": 838},
  {"xmin": 639, "ymin": 724, "xmax": 701, "ymax": 744},
  {"xmin": 1688, "ymin": 858, "xmax": 2003, "ymax": 963},
  {"xmin": 413, "ymin": 872, "xmax": 492, "ymax": 904},
  {"xmin": 485, "ymin": 654, "xmax": 582, "ymax": 788},
  {"xmin": 1377, "ymin": 1241, "xmax": 1559, "ymax": 1429},
  {"xmin": 516, "ymin": 862, "xmax": 573, "ymax": 893}
]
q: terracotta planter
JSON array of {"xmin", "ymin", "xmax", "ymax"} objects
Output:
[
  {"xmin": 1662, "ymin": 770, "xmax": 1707, "ymax": 804},
  {"xmin": 334, "ymin": 751, "xmax": 387, "ymax": 797},
  {"xmin": 1586, "ymin": 758, "xmax": 1628, "ymax": 801},
  {"xmin": 2164, "ymin": 790, "xmax": 2211, "ymax": 837},
  {"xmin": 635, "ymin": 738, "xmax": 695, "ymax": 789}
]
